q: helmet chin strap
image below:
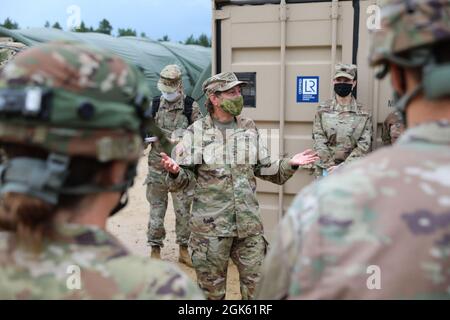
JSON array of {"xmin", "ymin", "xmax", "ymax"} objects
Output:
[
  {"xmin": 0, "ymin": 154, "xmax": 70, "ymax": 204},
  {"xmin": 109, "ymin": 190, "xmax": 129, "ymax": 217},
  {"xmin": 108, "ymin": 163, "xmax": 136, "ymax": 217},
  {"xmin": 394, "ymin": 84, "xmax": 423, "ymax": 126},
  {"xmin": 0, "ymin": 154, "xmax": 137, "ymax": 216}
]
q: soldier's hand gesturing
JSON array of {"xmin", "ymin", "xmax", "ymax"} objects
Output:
[
  {"xmin": 160, "ymin": 152, "xmax": 180, "ymax": 174},
  {"xmin": 328, "ymin": 164, "xmax": 342, "ymax": 174},
  {"xmin": 288, "ymin": 149, "xmax": 320, "ymax": 167}
]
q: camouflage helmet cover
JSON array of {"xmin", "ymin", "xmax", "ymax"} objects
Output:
[
  {"xmin": 202, "ymin": 71, "xmax": 247, "ymax": 96},
  {"xmin": 0, "ymin": 41, "xmax": 152, "ymax": 162},
  {"xmin": 157, "ymin": 64, "xmax": 182, "ymax": 93},
  {"xmin": 369, "ymin": 0, "xmax": 450, "ymax": 66},
  {"xmin": 334, "ymin": 63, "xmax": 357, "ymax": 80}
]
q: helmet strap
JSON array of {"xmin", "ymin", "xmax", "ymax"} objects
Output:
[
  {"xmin": 0, "ymin": 153, "xmax": 70, "ymax": 204},
  {"xmin": 394, "ymin": 84, "xmax": 423, "ymax": 127},
  {"xmin": 109, "ymin": 190, "xmax": 129, "ymax": 217},
  {"xmin": 0, "ymin": 153, "xmax": 137, "ymax": 211}
]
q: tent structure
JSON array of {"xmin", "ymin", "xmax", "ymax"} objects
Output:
[{"xmin": 0, "ymin": 26, "xmax": 212, "ymax": 113}]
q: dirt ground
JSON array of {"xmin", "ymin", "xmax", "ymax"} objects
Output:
[{"xmin": 107, "ymin": 147, "xmax": 241, "ymax": 299}]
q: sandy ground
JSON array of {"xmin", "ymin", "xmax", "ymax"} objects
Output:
[{"xmin": 107, "ymin": 147, "xmax": 241, "ymax": 299}]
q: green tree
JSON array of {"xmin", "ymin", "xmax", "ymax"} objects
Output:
[
  {"xmin": 52, "ymin": 22, "xmax": 62, "ymax": 30},
  {"xmin": 44, "ymin": 21, "xmax": 50, "ymax": 28},
  {"xmin": 96, "ymin": 19, "xmax": 113, "ymax": 35},
  {"xmin": 1, "ymin": 18, "xmax": 19, "ymax": 29},
  {"xmin": 198, "ymin": 33, "xmax": 211, "ymax": 47},
  {"xmin": 184, "ymin": 34, "xmax": 211, "ymax": 47},
  {"xmin": 118, "ymin": 28, "xmax": 136, "ymax": 36},
  {"xmin": 184, "ymin": 34, "xmax": 196, "ymax": 45},
  {"xmin": 158, "ymin": 35, "xmax": 170, "ymax": 42},
  {"xmin": 75, "ymin": 21, "xmax": 90, "ymax": 33},
  {"xmin": 140, "ymin": 32, "xmax": 147, "ymax": 38}
]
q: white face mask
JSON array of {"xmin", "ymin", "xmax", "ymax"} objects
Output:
[{"xmin": 162, "ymin": 91, "xmax": 180, "ymax": 102}]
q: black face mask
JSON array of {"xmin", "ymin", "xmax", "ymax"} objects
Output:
[{"xmin": 334, "ymin": 83, "xmax": 353, "ymax": 97}]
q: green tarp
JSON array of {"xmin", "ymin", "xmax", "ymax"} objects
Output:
[{"xmin": 0, "ymin": 26, "xmax": 211, "ymax": 113}]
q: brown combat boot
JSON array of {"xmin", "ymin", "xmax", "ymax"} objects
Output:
[
  {"xmin": 178, "ymin": 245, "xmax": 193, "ymax": 267},
  {"xmin": 151, "ymin": 246, "xmax": 161, "ymax": 259}
]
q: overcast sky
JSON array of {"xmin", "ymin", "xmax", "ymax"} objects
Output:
[{"xmin": 0, "ymin": 0, "xmax": 212, "ymax": 42}]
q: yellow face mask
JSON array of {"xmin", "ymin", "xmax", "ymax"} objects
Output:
[{"xmin": 220, "ymin": 96, "xmax": 244, "ymax": 116}]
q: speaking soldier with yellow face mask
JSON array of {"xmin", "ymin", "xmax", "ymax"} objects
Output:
[{"xmin": 159, "ymin": 71, "xmax": 319, "ymax": 300}]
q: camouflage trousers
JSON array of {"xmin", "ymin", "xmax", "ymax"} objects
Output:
[
  {"xmin": 189, "ymin": 233, "xmax": 267, "ymax": 300},
  {"xmin": 145, "ymin": 166, "xmax": 193, "ymax": 247}
]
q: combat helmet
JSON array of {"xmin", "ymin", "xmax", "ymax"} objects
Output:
[
  {"xmin": 369, "ymin": 0, "xmax": 450, "ymax": 112},
  {"xmin": 157, "ymin": 64, "xmax": 182, "ymax": 93},
  {"xmin": 0, "ymin": 42, "xmax": 155, "ymax": 206}
]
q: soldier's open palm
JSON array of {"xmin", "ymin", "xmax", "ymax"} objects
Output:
[
  {"xmin": 160, "ymin": 152, "xmax": 180, "ymax": 174},
  {"xmin": 289, "ymin": 149, "xmax": 320, "ymax": 166}
]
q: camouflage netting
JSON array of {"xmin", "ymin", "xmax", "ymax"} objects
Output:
[{"xmin": 0, "ymin": 27, "xmax": 211, "ymax": 113}]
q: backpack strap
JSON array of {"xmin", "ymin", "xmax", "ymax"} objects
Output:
[
  {"xmin": 183, "ymin": 95, "xmax": 195, "ymax": 125},
  {"xmin": 151, "ymin": 96, "xmax": 161, "ymax": 118}
]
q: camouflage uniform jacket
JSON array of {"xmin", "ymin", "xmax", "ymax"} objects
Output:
[
  {"xmin": 312, "ymin": 97, "xmax": 372, "ymax": 170},
  {"xmin": 166, "ymin": 114, "xmax": 299, "ymax": 238},
  {"xmin": 256, "ymin": 120, "xmax": 450, "ymax": 299},
  {"xmin": 0, "ymin": 223, "xmax": 204, "ymax": 299},
  {"xmin": 148, "ymin": 95, "xmax": 201, "ymax": 171}
]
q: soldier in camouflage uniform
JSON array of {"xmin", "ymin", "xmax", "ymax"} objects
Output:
[
  {"xmin": 0, "ymin": 38, "xmax": 26, "ymax": 163},
  {"xmin": 160, "ymin": 72, "xmax": 319, "ymax": 300},
  {"xmin": 0, "ymin": 37, "xmax": 26, "ymax": 70},
  {"xmin": 146, "ymin": 64, "xmax": 201, "ymax": 266},
  {"xmin": 312, "ymin": 63, "xmax": 373, "ymax": 176},
  {"xmin": 382, "ymin": 110, "xmax": 405, "ymax": 145},
  {"xmin": 256, "ymin": 0, "xmax": 450, "ymax": 299},
  {"xmin": 0, "ymin": 42, "xmax": 204, "ymax": 299}
]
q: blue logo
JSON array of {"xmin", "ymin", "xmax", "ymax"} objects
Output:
[{"xmin": 297, "ymin": 76, "xmax": 319, "ymax": 103}]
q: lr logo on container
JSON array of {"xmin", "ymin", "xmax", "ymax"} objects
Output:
[{"xmin": 297, "ymin": 76, "xmax": 319, "ymax": 103}]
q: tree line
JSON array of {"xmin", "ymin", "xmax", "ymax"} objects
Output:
[{"xmin": 0, "ymin": 17, "xmax": 211, "ymax": 47}]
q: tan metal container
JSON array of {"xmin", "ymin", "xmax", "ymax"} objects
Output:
[{"xmin": 212, "ymin": 0, "xmax": 393, "ymax": 240}]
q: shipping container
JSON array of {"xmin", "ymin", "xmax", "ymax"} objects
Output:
[{"xmin": 211, "ymin": 0, "xmax": 393, "ymax": 240}]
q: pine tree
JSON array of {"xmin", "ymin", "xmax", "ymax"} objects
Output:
[
  {"xmin": 96, "ymin": 19, "xmax": 113, "ymax": 35},
  {"xmin": 184, "ymin": 34, "xmax": 211, "ymax": 47},
  {"xmin": 75, "ymin": 21, "xmax": 90, "ymax": 33},
  {"xmin": 158, "ymin": 35, "xmax": 170, "ymax": 42},
  {"xmin": 1, "ymin": 18, "xmax": 19, "ymax": 29},
  {"xmin": 118, "ymin": 28, "xmax": 136, "ymax": 36},
  {"xmin": 184, "ymin": 34, "xmax": 196, "ymax": 45},
  {"xmin": 52, "ymin": 22, "xmax": 62, "ymax": 30},
  {"xmin": 198, "ymin": 33, "xmax": 211, "ymax": 47}
]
